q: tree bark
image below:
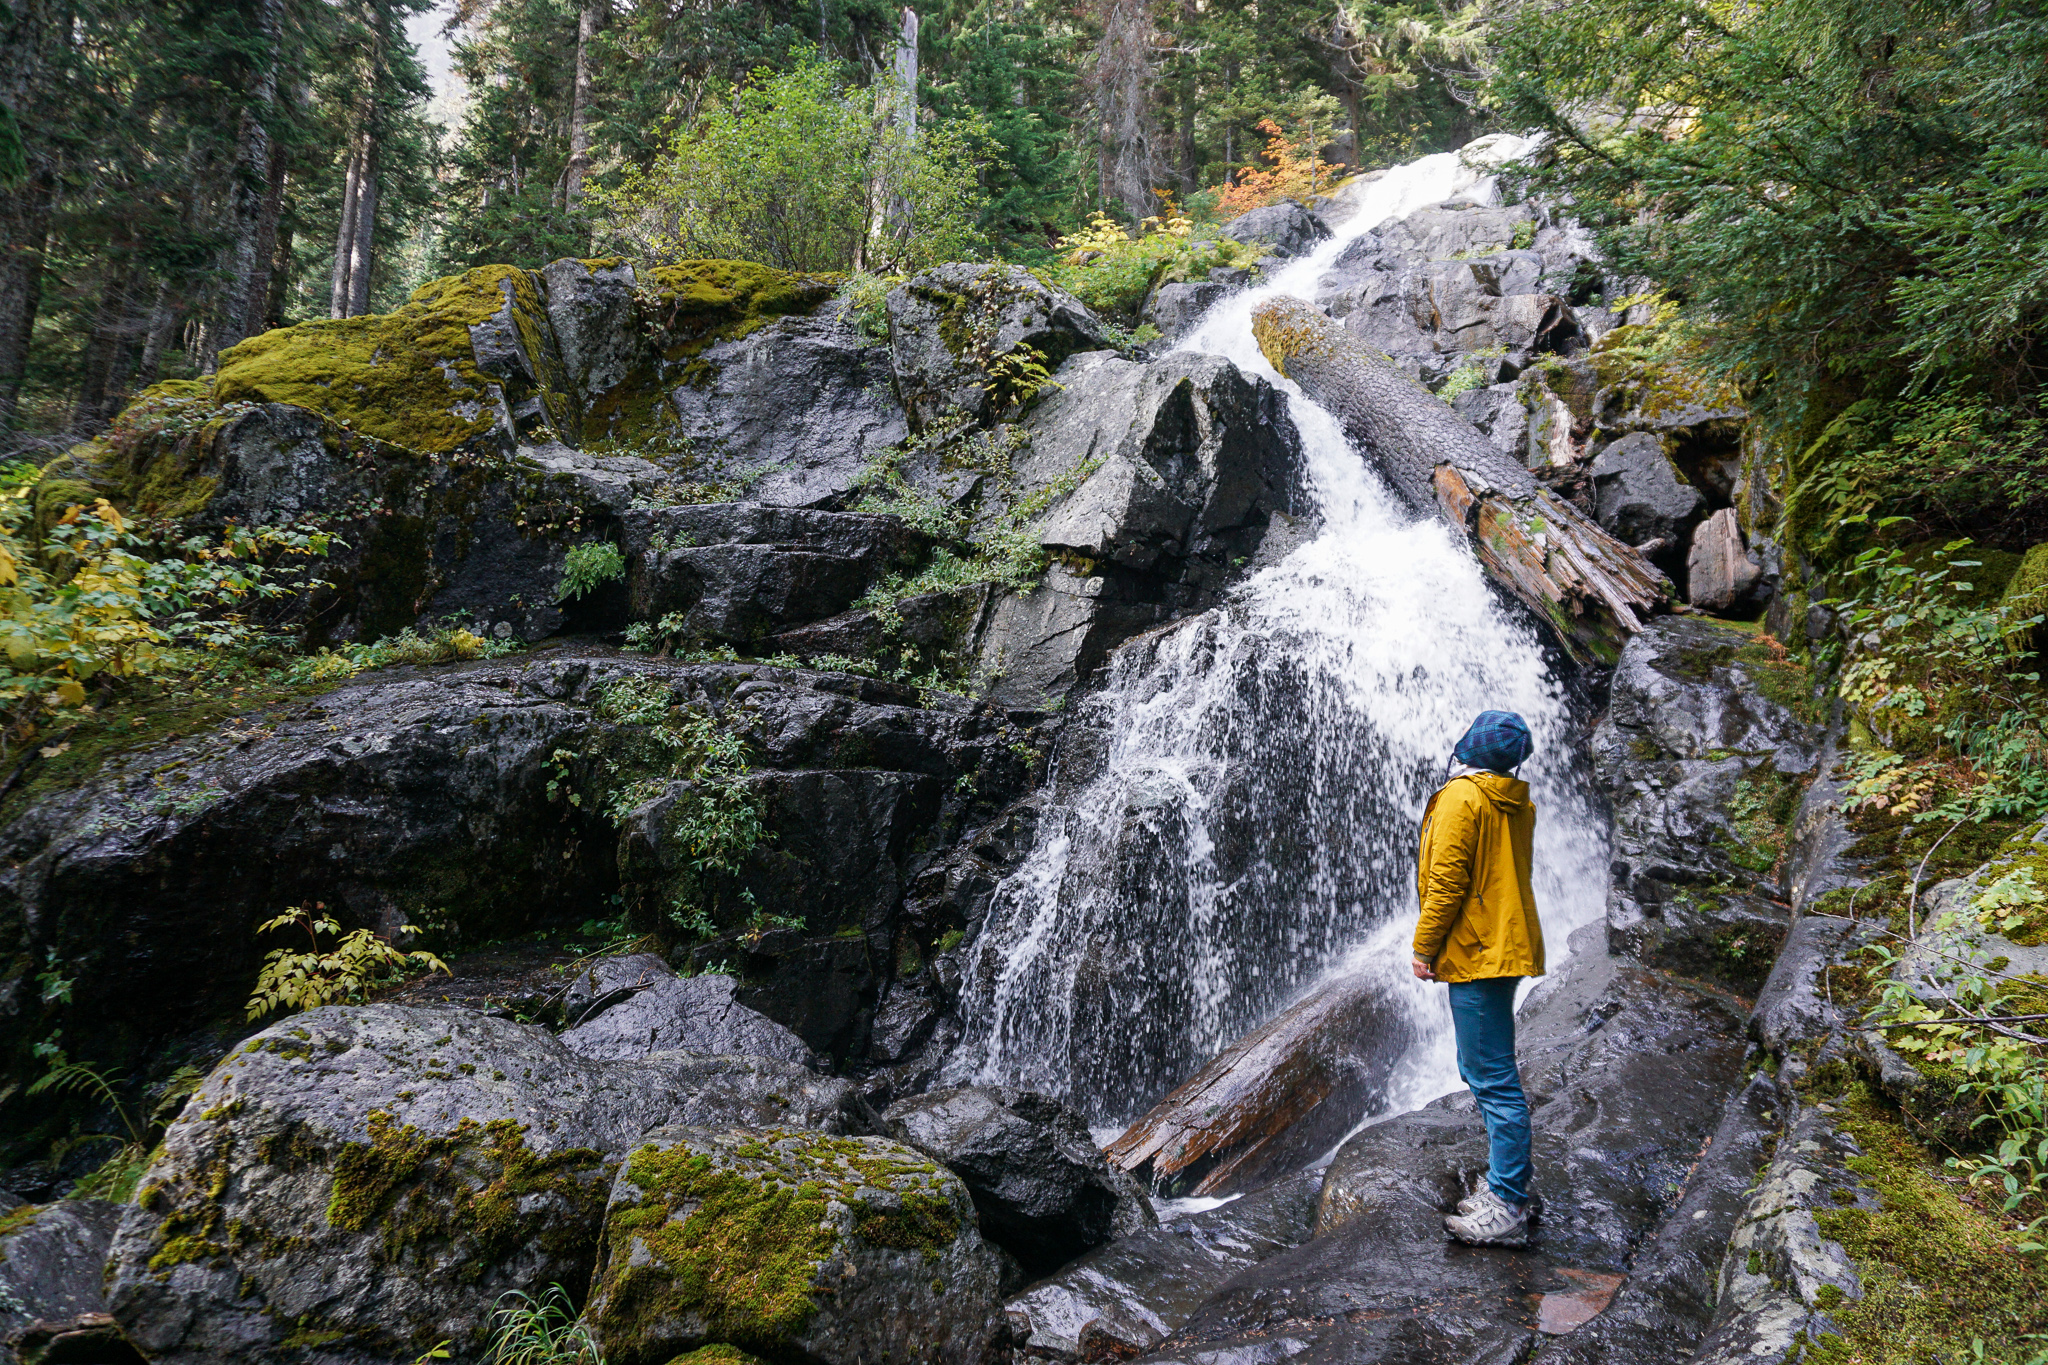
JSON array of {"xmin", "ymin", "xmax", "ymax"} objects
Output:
[
  {"xmin": 0, "ymin": 172, "xmax": 53, "ymax": 428},
  {"xmin": 1105, "ymin": 976, "xmax": 1415, "ymax": 1198},
  {"xmin": 563, "ymin": 2, "xmax": 601, "ymax": 205},
  {"xmin": 1252, "ymin": 295, "xmax": 1672, "ymax": 664},
  {"xmin": 71, "ymin": 251, "xmax": 140, "ymax": 431},
  {"xmin": 134, "ymin": 282, "xmax": 178, "ymax": 389},
  {"xmin": 329, "ymin": 132, "xmax": 365, "ymax": 319},
  {"xmin": 1091, "ymin": 0, "xmax": 1159, "ymax": 220},
  {"xmin": 346, "ymin": 141, "xmax": 378, "ymax": 318},
  {"xmin": 203, "ymin": 0, "xmax": 282, "ymax": 369},
  {"xmin": 241, "ymin": 144, "xmax": 288, "ymax": 340}
]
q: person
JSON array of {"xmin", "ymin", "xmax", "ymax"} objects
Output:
[{"xmin": 1411, "ymin": 709, "xmax": 1543, "ymax": 1248}]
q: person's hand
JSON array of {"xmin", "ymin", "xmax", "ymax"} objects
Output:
[{"xmin": 1411, "ymin": 954, "xmax": 1436, "ymax": 981}]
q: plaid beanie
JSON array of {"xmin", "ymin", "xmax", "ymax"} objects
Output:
[{"xmin": 1453, "ymin": 710, "xmax": 1533, "ymax": 774}]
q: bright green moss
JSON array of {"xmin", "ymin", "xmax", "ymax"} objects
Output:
[
  {"xmin": 0, "ymin": 1203, "xmax": 42, "ymax": 1240},
  {"xmin": 665, "ymin": 1348, "xmax": 767, "ymax": 1365},
  {"xmin": 643, "ymin": 260, "xmax": 840, "ymax": 359},
  {"xmin": 211, "ymin": 265, "xmax": 539, "ymax": 455},
  {"xmin": 1807, "ymin": 1089, "xmax": 2048, "ymax": 1365},
  {"xmin": 851, "ymin": 1189, "xmax": 960, "ymax": 1259}
]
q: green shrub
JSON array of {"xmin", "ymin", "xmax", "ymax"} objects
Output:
[
  {"xmin": 246, "ymin": 905, "xmax": 449, "ymax": 1020},
  {"xmin": 1046, "ymin": 213, "xmax": 1264, "ymax": 321},
  {"xmin": 558, "ymin": 541, "xmax": 626, "ymax": 603}
]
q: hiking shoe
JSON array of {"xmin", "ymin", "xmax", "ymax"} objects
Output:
[
  {"xmin": 1445, "ymin": 1188, "xmax": 1530, "ymax": 1247},
  {"xmin": 1457, "ymin": 1189, "xmax": 1541, "ymax": 1221}
]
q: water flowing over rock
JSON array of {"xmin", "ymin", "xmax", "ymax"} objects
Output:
[{"xmin": 104, "ymin": 1005, "xmax": 856, "ymax": 1365}]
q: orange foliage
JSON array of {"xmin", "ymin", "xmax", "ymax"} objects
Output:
[{"xmin": 1213, "ymin": 119, "xmax": 1341, "ymax": 216}]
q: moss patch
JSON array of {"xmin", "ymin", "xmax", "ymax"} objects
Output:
[
  {"xmin": 665, "ymin": 1348, "xmax": 767, "ymax": 1365},
  {"xmin": 1808, "ymin": 1089, "xmax": 2048, "ymax": 1365},
  {"xmin": 212, "ymin": 265, "xmax": 541, "ymax": 455},
  {"xmin": 0, "ymin": 1203, "xmax": 43, "ymax": 1240}
]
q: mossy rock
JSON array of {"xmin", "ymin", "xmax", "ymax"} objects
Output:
[{"xmin": 586, "ymin": 1124, "xmax": 1003, "ymax": 1365}]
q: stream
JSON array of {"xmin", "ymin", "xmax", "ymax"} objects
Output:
[{"xmin": 945, "ymin": 136, "xmax": 1610, "ymax": 1128}]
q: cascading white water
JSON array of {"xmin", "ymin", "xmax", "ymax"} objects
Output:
[{"xmin": 943, "ymin": 136, "xmax": 1610, "ymax": 1127}]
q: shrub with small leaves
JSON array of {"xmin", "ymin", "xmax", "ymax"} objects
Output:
[
  {"xmin": 558, "ymin": 541, "xmax": 627, "ymax": 603},
  {"xmin": 246, "ymin": 905, "xmax": 449, "ymax": 1020}
]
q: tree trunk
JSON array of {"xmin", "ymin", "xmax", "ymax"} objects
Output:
[
  {"xmin": 1252, "ymin": 295, "xmax": 1672, "ymax": 664},
  {"xmin": 262, "ymin": 206, "xmax": 294, "ymax": 332},
  {"xmin": 1092, "ymin": 0, "xmax": 1159, "ymax": 220},
  {"xmin": 1105, "ymin": 976, "xmax": 1415, "ymax": 1198},
  {"xmin": 563, "ymin": 2, "xmax": 601, "ymax": 205},
  {"xmin": 203, "ymin": 0, "xmax": 282, "ymax": 369},
  {"xmin": 241, "ymin": 146, "xmax": 288, "ymax": 340},
  {"xmin": 71, "ymin": 253, "xmax": 140, "ymax": 431},
  {"xmin": 329, "ymin": 133, "xmax": 364, "ymax": 318},
  {"xmin": 346, "ymin": 142, "xmax": 378, "ymax": 318},
  {"xmin": 0, "ymin": 172, "xmax": 53, "ymax": 428},
  {"xmin": 134, "ymin": 282, "xmax": 178, "ymax": 389}
]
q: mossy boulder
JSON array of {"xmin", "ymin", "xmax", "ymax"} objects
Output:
[
  {"xmin": 885, "ymin": 263, "xmax": 1111, "ymax": 431},
  {"xmin": 585, "ymin": 1125, "xmax": 1004, "ymax": 1365},
  {"xmin": 103, "ymin": 1005, "xmax": 856, "ymax": 1365}
]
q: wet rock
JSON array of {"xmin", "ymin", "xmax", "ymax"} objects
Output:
[
  {"xmin": 1106, "ymin": 976, "xmax": 1416, "ymax": 1198},
  {"xmin": 1001, "ymin": 1170, "xmax": 1319, "ymax": 1361},
  {"xmin": 1692, "ymin": 1109, "xmax": 1867, "ymax": 1365},
  {"xmin": 621, "ymin": 503, "xmax": 927, "ymax": 643},
  {"xmin": 975, "ymin": 349, "xmax": 1307, "ymax": 706},
  {"xmin": 1749, "ymin": 914, "xmax": 1865, "ymax": 1061},
  {"xmin": 886, "ymin": 264, "xmax": 1111, "ymax": 430},
  {"xmin": 764, "ymin": 583, "xmax": 995, "ymax": 678},
  {"xmin": 880, "ymin": 1086, "xmax": 1154, "ymax": 1275},
  {"xmin": 1143, "ymin": 961, "xmax": 1746, "ymax": 1365},
  {"xmin": 663, "ymin": 308, "xmax": 909, "ymax": 508},
  {"xmin": 1219, "ymin": 202, "xmax": 1331, "ymax": 259},
  {"xmin": 1688, "ymin": 508, "xmax": 1764, "ymax": 614},
  {"xmin": 541, "ymin": 258, "xmax": 642, "ymax": 425},
  {"xmin": 104, "ymin": 1004, "xmax": 856, "ymax": 1365},
  {"xmin": 1591, "ymin": 431, "xmax": 1702, "ymax": 548},
  {"xmin": 0, "ymin": 1199, "xmax": 128, "ymax": 1345},
  {"xmin": 560, "ymin": 952, "xmax": 673, "ymax": 1028},
  {"xmin": 1591, "ymin": 616, "xmax": 1820, "ymax": 991},
  {"xmin": 1142, "ymin": 281, "xmax": 1230, "ymax": 340},
  {"xmin": 1453, "ymin": 381, "xmax": 1534, "ymax": 458},
  {"xmin": 584, "ymin": 1125, "xmax": 1003, "ymax": 1365},
  {"xmin": 560, "ymin": 968, "xmax": 813, "ymax": 1067}
]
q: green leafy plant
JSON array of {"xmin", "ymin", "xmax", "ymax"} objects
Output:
[
  {"xmin": 1047, "ymin": 211, "xmax": 1263, "ymax": 320},
  {"xmin": 246, "ymin": 905, "xmax": 450, "ymax": 1020},
  {"xmin": 287, "ymin": 620, "xmax": 519, "ymax": 684},
  {"xmin": 27, "ymin": 1052, "xmax": 202, "ymax": 1201},
  {"xmin": 557, "ymin": 542, "xmax": 627, "ymax": 604},
  {"xmin": 486, "ymin": 1286, "xmax": 602, "ymax": 1365}
]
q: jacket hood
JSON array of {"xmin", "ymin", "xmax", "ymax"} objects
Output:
[{"xmin": 1463, "ymin": 770, "xmax": 1532, "ymax": 813}]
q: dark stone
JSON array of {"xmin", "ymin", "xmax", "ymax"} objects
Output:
[
  {"xmin": 1001, "ymin": 1170, "xmax": 1320, "ymax": 1361},
  {"xmin": 886, "ymin": 264, "xmax": 1112, "ymax": 430},
  {"xmin": 663, "ymin": 307, "xmax": 910, "ymax": 508},
  {"xmin": 1219, "ymin": 203, "xmax": 1331, "ymax": 259},
  {"xmin": 880, "ymin": 1085, "xmax": 1154, "ymax": 1275},
  {"xmin": 559, "ymin": 952, "xmax": 672, "ymax": 1028},
  {"xmin": 0, "ymin": 1200, "xmax": 126, "ymax": 1342},
  {"xmin": 104, "ymin": 1004, "xmax": 855, "ymax": 1365},
  {"xmin": 1590, "ymin": 432, "xmax": 1703, "ymax": 547},
  {"xmin": 559, "ymin": 967, "xmax": 814, "ymax": 1067},
  {"xmin": 1142, "ymin": 281, "xmax": 1231, "ymax": 340},
  {"xmin": 1591, "ymin": 616, "xmax": 1821, "ymax": 991},
  {"xmin": 621, "ymin": 503, "xmax": 928, "ymax": 643}
]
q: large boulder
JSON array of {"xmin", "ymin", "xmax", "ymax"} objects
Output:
[
  {"xmin": 104, "ymin": 1005, "xmax": 856, "ymax": 1365},
  {"xmin": 1218, "ymin": 202, "xmax": 1331, "ymax": 259},
  {"xmin": 880, "ymin": 1086, "xmax": 1154, "ymax": 1275},
  {"xmin": 1591, "ymin": 430, "xmax": 1703, "ymax": 548},
  {"xmin": 974, "ymin": 349, "xmax": 1308, "ymax": 706},
  {"xmin": 1688, "ymin": 507, "xmax": 1765, "ymax": 614},
  {"xmin": 560, "ymin": 962, "xmax": 813, "ymax": 1067},
  {"xmin": 1141, "ymin": 280, "xmax": 1230, "ymax": 340},
  {"xmin": 885, "ymin": 264, "xmax": 1112, "ymax": 430},
  {"xmin": 583, "ymin": 1125, "xmax": 1004, "ymax": 1365},
  {"xmin": 1591, "ymin": 616, "xmax": 1821, "ymax": 990}
]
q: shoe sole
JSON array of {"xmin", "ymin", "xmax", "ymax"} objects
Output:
[{"xmin": 1445, "ymin": 1225, "xmax": 1529, "ymax": 1248}]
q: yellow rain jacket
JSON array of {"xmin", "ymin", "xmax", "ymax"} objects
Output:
[{"xmin": 1413, "ymin": 771, "xmax": 1544, "ymax": 982}]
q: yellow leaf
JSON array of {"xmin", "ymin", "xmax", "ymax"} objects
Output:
[{"xmin": 53, "ymin": 680, "xmax": 85, "ymax": 707}]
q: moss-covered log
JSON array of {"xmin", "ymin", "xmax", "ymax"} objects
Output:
[{"xmin": 1253, "ymin": 295, "xmax": 1671, "ymax": 664}]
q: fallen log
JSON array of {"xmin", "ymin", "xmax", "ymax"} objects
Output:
[
  {"xmin": 1103, "ymin": 976, "xmax": 1414, "ymax": 1198},
  {"xmin": 1252, "ymin": 295, "xmax": 1672, "ymax": 664}
]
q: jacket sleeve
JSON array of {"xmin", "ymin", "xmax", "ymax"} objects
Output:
[{"xmin": 1413, "ymin": 784, "xmax": 1479, "ymax": 961}]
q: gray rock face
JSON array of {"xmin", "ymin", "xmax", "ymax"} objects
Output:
[
  {"xmin": 559, "ymin": 952, "xmax": 672, "ymax": 1027},
  {"xmin": 1001, "ymin": 1171, "xmax": 1319, "ymax": 1361},
  {"xmin": 1688, "ymin": 507, "xmax": 1764, "ymax": 613},
  {"xmin": 974, "ymin": 349, "xmax": 1308, "ymax": 706},
  {"xmin": 621, "ymin": 503, "xmax": 928, "ymax": 644},
  {"xmin": 1591, "ymin": 431, "xmax": 1703, "ymax": 547},
  {"xmin": 886, "ymin": 263, "xmax": 1111, "ymax": 429},
  {"xmin": 560, "ymin": 968, "xmax": 813, "ymax": 1066},
  {"xmin": 104, "ymin": 1005, "xmax": 856, "ymax": 1365},
  {"xmin": 541, "ymin": 258, "xmax": 642, "ymax": 427},
  {"xmin": 584, "ymin": 1125, "xmax": 1004, "ymax": 1365},
  {"xmin": 663, "ymin": 308, "xmax": 909, "ymax": 508},
  {"xmin": 1591, "ymin": 616, "xmax": 1821, "ymax": 989},
  {"xmin": 1142, "ymin": 281, "xmax": 1230, "ymax": 340},
  {"xmin": 0, "ymin": 1199, "xmax": 126, "ymax": 1342},
  {"xmin": 879, "ymin": 1086, "xmax": 1154, "ymax": 1274},
  {"xmin": 1218, "ymin": 202, "xmax": 1331, "ymax": 259}
]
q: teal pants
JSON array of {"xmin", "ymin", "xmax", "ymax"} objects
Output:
[{"xmin": 1448, "ymin": 975, "xmax": 1532, "ymax": 1206}]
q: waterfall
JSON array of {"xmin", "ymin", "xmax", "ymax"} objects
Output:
[{"xmin": 944, "ymin": 137, "xmax": 1610, "ymax": 1128}]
